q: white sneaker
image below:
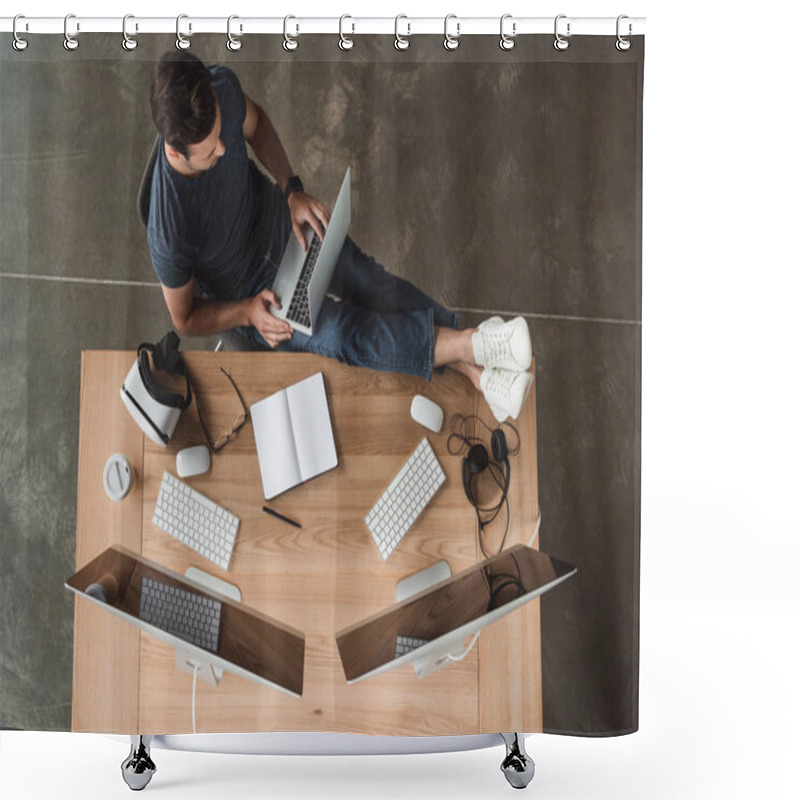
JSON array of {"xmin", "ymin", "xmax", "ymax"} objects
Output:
[
  {"xmin": 472, "ymin": 316, "xmax": 532, "ymax": 372},
  {"xmin": 480, "ymin": 368, "xmax": 533, "ymax": 423}
]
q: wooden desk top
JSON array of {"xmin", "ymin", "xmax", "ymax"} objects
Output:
[{"xmin": 73, "ymin": 351, "xmax": 540, "ymax": 735}]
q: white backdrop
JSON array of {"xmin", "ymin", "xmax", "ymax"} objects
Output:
[{"xmin": 2, "ymin": 1, "xmax": 798, "ymax": 798}]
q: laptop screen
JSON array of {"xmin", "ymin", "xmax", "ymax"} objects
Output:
[{"xmin": 66, "ymin": 546, "xmax": 305, "ymax": 696}]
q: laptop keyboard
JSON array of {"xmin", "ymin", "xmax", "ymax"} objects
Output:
[
  {"xmin": 286, "ymin": 234, "xmax": 322, "ymax": 329},
  {"xmin": 139, "ymin": 576, "xmax": 222, "ymax": 652}
]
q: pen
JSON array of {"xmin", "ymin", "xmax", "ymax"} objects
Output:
[{"xmin": 262, "ymin": 505, "xmax": 302, "ymax": 529}]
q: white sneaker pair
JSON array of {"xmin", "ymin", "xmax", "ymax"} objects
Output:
[{"xmin": 472, "ymin": 316, "xmax": 533, "ymax": 423}]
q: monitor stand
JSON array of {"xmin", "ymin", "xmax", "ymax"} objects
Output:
[
  {"xmin": 395, "ymin": 560, "xmax": 469, "ymax": 679},
  {"xmin": 174, "ymin": 567, "xmax": 241, "ymax": 687},
  {"xmin": 410, "ymin": 642, "xmax": 471, "ymax": 679},
  {"xmin": 395, "ymin": 560, "xmax": 451, "ymax": 603}
]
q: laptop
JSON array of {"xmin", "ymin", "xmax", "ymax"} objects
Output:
[{"xmin": 270, "ymin": 168, "xmax": 351, "ymax": 336}]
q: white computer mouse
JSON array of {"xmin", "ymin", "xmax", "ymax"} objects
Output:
[
  {"xmin": 410, "ymin": 395, "xmax": 444, "ymax": 433},
  {"xmin": 176, "ymin": 445, "xmax": 211, "ymax": 478}
]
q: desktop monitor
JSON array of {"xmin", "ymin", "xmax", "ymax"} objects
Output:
[
  {"xmin": 66, "ymin": 546, "xmax": 305, "ymax": 697},
  {"xmin": 336, "ymin": 544, "xmax": 576, "ymax": 683}
]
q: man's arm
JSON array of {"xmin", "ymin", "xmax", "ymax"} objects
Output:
[
  {"xmin": 241, "ymin": 93, "xmax": 293, "ymax": 193},
  {"xmin": 241, "ymin": 93, "xmax": 330, "ymax": 249},
  {"xmin": 162, "ymin": 279, "xmax": 292, "ymax": 347}
]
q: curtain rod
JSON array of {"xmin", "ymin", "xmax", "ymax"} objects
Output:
[{"xmin": 1, "ymin": 15, "xmax": 646, "ymax": 38}]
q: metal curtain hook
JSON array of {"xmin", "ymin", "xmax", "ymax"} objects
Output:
[
  {"xmin": 283, "ymin": 15, "xmax": 298, "ymax": 51},
  {"xmin": 12, "ymin": 14, "xmax": 29, "ymax": 51},
  {"xmin": 444, "ymin": 14, "xmax": 460, "ymax": 51},
  {"xmin": 122, "ymin": 14, "xmax": 138, "ymax": 51},
  {"xmin": 500, "ymin": 14, "xmax": 516, "ymax": 51},
  {"xmin": 394, "ymin": 15, "xmax": 410, "ymax": 51},
  {"xmin": 176, "ymin": 14, "xmax": 191, "ymax": 50},
  {"xmin": 63, "ymin": 13, "xmax": 79, "ymax": 51},
  {"xmin": 227, "ymin": 15, "xmax": 242, "ymax": 51},
  {"xmin": 554, "ymin": 14, "xmax": 570, "ymax": 51},
  {"xmin": 339, "ymin": 14, "xmax": 354, "ymax": 50},
  {"xmin": 616, "ymin": 14, "xmax": 632, "ymax": 51}
]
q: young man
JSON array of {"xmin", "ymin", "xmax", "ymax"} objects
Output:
[{"xmin": 146, "ymin": 52, "xmax": 533, "ymax": 422}]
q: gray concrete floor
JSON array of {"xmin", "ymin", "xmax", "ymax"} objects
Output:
[{"xmin": 1, "ymin": 35, "xmax": 641, "ymax": 734}]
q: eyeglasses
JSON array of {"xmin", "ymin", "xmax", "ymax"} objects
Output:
[{"xmin": 195, "ymin": 367, "xmax": 249, "ymax": 453}]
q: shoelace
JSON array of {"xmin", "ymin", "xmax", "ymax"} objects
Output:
[
  {"xmin": 483, "ymin": 368, "xmax": 518, "ymax": 400},
  {"xmin": 480, "ymin": 327, "xmax": 515, "ymax": 365}
]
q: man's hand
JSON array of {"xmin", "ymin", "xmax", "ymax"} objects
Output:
[
  {"xmin": 288, "ymin": 191, "xmax": 330, "ymax": 251},
  {"xmin": 247, "ymin": 289, "xmax": 293, "ymax": 347}
]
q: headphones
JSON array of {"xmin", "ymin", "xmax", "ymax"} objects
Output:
[
  {"xmin": 485, "ymin": 550, "xmax": 525, "ymax": 611},
  {"xmin": 448, "ymin": 414, "xmax": 520, "ymax": 559}
]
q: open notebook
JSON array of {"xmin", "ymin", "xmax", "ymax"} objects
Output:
[{"xmin": 250, "ymin": 372, "xmax": 338, "ymax": 500}]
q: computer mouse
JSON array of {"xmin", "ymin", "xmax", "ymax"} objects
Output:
[
  {"xmin": 410, "ymin": 395, "xmax": 444, "ymax": 433},
  {"xmin": 176, "ymin": 445, "xmax": 211, "ymax": 478}
]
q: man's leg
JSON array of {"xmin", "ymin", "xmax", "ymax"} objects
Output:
[
  {"xmin": 250, "ymin": 292, "xmax": 482, "ymax": 386},
  {"xmin": 270, "ymin": 299, "xmax": 439, "ymax": 379},
  {"xmin": 254, "ymin": 299, "xmax": 530, "ymax": 421},
  {"xmin": 250, "ymin": 227, "xmax": 530, "ymax": 417},
  {"xmin": 329, "ymin": 238, "xmax": 460, "ymax": 331},
  {"xmin": 431, "ymin": 327, "xmax": 483, "ymax": 391}
]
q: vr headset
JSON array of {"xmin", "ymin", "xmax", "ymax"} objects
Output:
[{"xmin": 120, "ymin": 331, "xmax": 192, "ymax": 447}]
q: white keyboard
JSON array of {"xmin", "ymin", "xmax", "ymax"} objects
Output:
[
  {"xmin": 152, "ymin": 471, "xmax": 240, "ymax": 570},
  {"xmin": 140, "ymin": 576, "xmax": 222, "ymax": 652},
  {"xmin": 365, "ymin": 438, "xmax": 446, "ymax": 561}
]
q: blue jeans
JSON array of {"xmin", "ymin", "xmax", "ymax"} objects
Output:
[{"xmin": 242, "ymin": 190, "xmax": 460, "ymax": 379}]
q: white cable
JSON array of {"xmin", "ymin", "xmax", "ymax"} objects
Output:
[
  {"xmin": 448, "ymin": 631, "xmax": 481, "ymax": 663},
  {"xmin": 527, "ymin": 511, "xmax": 542, "ymax": 548},
  {"xmin": 191, "ymin": 662, "xmax": 199, "ymax": 734}
]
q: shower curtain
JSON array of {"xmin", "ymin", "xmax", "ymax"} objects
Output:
[{"xmin": 0, "ymin": 29, "xmax": 643, "ymax": 738}]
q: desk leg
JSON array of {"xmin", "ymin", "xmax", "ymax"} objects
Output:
[
  {"xmin": 121, "ymin": 735, "xmax": 157, "ymax": 791},
  {"xmin": 500, "ymin": 733, "xmax": 535, "ymax": 789}
]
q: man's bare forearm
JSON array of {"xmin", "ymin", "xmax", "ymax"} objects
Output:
[
  {"xmin": 177, "ymin": 296, "xmax": 253, "ymax": 338},
  {"xmin": 248, "ymin": 104, "xmax": 294, "ymax": 192}
]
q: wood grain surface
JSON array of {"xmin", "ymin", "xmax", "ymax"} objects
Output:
[{"xmin": 72, "ymin": 351, "xmax": 539, "ymax": 735}]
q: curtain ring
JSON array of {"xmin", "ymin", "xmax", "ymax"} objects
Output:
[
  {"xmin": 63, "ymin": 13, "xmax": 79, "ymax": 51},
  {"xmin": 176, "ymin": 14, "xmax": 191, "ymax": 50},
  {"xmin": 499, "ymin": 14, "xmax": 516, "ymax": 51},
  {"xmin": 554, "ymin": 14, "xmax": 570, "ymax": 51},
  {"xmin": 12, "ymin": 15, "xmax": 29, "ymax": 51},
  {"xmin": 122, "ymin": 14, "xmax": 138, "ymax": 51},
  {"xmin": 616, "ymin": 15, "xmax": 632, "ymax": 51},
  {"xmin": 394, "ymin": 15, "xmax": 410, "ymax": 51},
  {"xmin": 227, "ymin": 15, "xmax": 242, "ymax": 51},
  {"xmin": 283, "ymin": 15, "xmax": 299, "ymax": 51},
  {"xmin": 339, "ymin": 15, "xmax": 354, "ymax": 50},
  {"xmin": 443, "ymin": 14, "xmax": 460, "ymax": 51}
]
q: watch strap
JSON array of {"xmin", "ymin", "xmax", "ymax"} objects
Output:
[{"xmin": 284, "ymin": 175, "xmax": 304, "ymax": 200}]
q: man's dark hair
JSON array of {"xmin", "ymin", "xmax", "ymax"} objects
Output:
[{"xmin": 150, "ymin": 52, "xmax": 217, "ymax": 159}]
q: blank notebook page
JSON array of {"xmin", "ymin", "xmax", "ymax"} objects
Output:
[{"xmin": 287, "ymin": 372, "xmax": 337, "ymax": 480}]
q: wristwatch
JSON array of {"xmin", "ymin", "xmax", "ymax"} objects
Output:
[{"xmin": 284, "ymin": 175, "xmax": 304, "ymax": 200}]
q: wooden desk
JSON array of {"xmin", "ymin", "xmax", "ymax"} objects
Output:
[{"xmin": 72, "ymin": 351, "xmax": 540, "ymax": 735}]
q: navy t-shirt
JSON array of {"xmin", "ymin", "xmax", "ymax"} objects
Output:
[{"xmin": 146, "ymin": 66, "xmax": 278, "ymax": 300}]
